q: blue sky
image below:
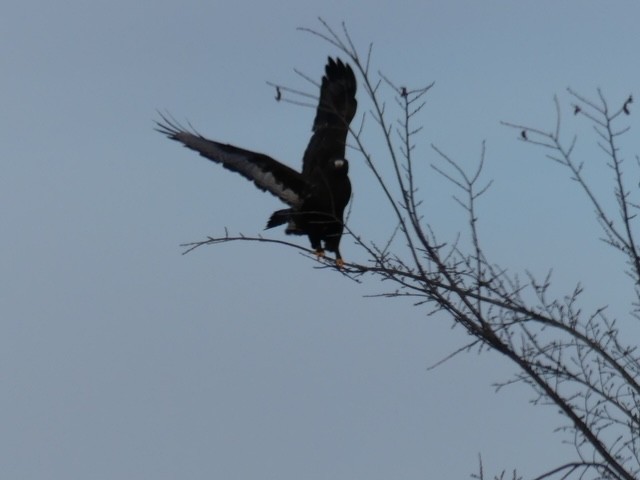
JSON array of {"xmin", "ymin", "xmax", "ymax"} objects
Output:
[{"xmin": 3, "ymin": 1, "xmax": 640, "ymax": 478}]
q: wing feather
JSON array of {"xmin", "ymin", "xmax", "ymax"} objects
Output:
[
  {"xmin": 312, "ymin": 57, "xmax": 357, "ymax": 132},
  {"xmin": 155, "ymin": 115, "xmax": 307, "ymax": 207},
  {"xmin": 302, "ymin": 57, "xmax": 358, "ymax": 177}
]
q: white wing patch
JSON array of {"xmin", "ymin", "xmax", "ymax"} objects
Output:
[
  {"xmin": 208, "ymin": 144, "xmax": 301, "ymax": 205},
  {"xmin": 251, "ymin": 169, "xmax": 301, "ymax": 206}
]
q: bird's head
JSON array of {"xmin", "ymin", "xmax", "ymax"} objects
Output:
[{"xmin": 331, "ymin": 158, "xmax": 349, "ymax": 174}]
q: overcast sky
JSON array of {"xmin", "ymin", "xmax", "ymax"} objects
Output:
[{"xmin": 3, "ymin": 1, "xmax": 640, "ymax": 479}]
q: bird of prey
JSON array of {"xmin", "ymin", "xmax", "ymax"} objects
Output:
[{"xmin": 156, "ymin": 57, "xmax": 357, "ymax": 267}]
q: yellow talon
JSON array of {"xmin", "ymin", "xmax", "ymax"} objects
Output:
[
  {"xmin": 335, "ymin": 258, "xmax": 345, "ymax": 269},
  {"xmin": 315, "ymin": 249, "xmax": 325, "ymax": 259}
]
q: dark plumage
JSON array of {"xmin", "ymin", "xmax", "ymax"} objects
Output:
[{"xmin": 155, "ymin": 57, "xmax": 357, "ymax": 267}]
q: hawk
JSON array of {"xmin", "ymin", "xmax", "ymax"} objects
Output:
[{"xmin": 156, "ymin": 57, "xmax": 357, "ymax": 267}]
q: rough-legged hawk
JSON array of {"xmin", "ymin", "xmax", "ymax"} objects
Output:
[{"xmin": 156, "ymin": 57, "xmax": 357, "ymax": 267}]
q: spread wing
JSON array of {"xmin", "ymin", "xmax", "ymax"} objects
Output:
[
  {"xmin": 302, "ymin": 57, "xmax": 358, "ymax": 177},
  {"xmin": 155, "ymin": 114, "xmax": 307, "ymax": 207}
]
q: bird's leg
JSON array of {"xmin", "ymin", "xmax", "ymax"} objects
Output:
[
  {"xmin": 310, "ymin": 237, "xmax": 324, "ymax": 260},
  {"xmin": 334, "ymin": 247, "xmax": 344, "ymax": 269}
]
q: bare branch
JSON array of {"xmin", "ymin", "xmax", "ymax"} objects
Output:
[{"xmin": 174, "ymin": 19, "xmax": 640, "ymax": 480}]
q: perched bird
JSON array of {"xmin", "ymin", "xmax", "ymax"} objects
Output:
[{"xmin": 156, "ymin": 57, "xmax": 357, "ymax": 267}]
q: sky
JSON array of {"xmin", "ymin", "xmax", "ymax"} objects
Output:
[{"xmin": 2, "ymin": 1, "xmax": 640, "ymax": 479}]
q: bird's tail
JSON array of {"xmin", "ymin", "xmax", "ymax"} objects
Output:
[
  {"xmin": 265, "ymin": 209, "xmax": 304, "ymax": 235},
  {"xmin": 266, "ymin": 209, "xmax": 291, "ymax": 229}
]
